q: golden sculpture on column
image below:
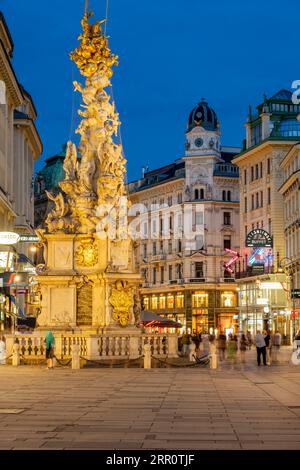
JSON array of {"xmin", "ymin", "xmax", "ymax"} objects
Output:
[{"xmin": 37, "ymin": 6, "xmax": 141, "ymax": 332}]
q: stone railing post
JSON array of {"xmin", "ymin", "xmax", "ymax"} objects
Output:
[
  {"xmin": 167, "ymin": 334, "xmax": 179, "ymax": 358},
  {"xmin": 12, "ymin": 342, "xmax": 20, "ymax": 367},
  {"xmin": 72, "ymin": 343, "xmax": 80, "ymax": 370},
  {"xmin": 5, "ymin": 335, "xmax": 14, "ymax": 359},
  {"xmin": 86, "ymin": 335, "xmax": 99, "ymax": 360},
  {"xmin": 143, "ymin": 343, "xmax": 151, "ymax": 369},
  {"xmin": 209, "ymin": 340, "xmax": 218, "ymax": 369},
  {"xmin": 54, "ymin": 334, "xmax": 63, "ymax": 359},
  {"xmin": 129, "ymin": 335, "xmax": 139, "ymax": 359}
]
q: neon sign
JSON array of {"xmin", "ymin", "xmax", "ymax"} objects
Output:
[
  {"xmin": 246, "ymin": 229, "xmax": 272, "ymax": 247},
  {"xmin": 224, "ymin": 248, "xmax": 240, "ymax": 273}
]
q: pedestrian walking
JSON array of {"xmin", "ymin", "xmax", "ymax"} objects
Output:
[
  {"xmin": 271, "ymin": 330, "xmax": 281, "ymax": 362},
  {"xmin": 0, "ymin": 336, "xmax": 6, "ymax": 365},
  {"xmin": 246, "ymin": 330, "xmax": 252, "ymax": 350},
  {"xmin": 45, "ymin": 331, "xmax": 55, "ymax": 369},
  {"xmin": 255, "ymin": 330, "xmax": 267, "ymax": 366},
  {"xmin": 227, "ymin": 334, "xmax": 238, "ymax": 369},
  {"xmin": 239, "ymin": 333, "xmax": 248, "ymax": 364},
  {"xmin": 202, "ymin": 331, "xmax": 210, "ymax": 354},
  {"xmin": 181, "ymin": 332, "xmax": 192, "ymax": 357},
  {"xmin": 263, "ymin": 329, "xmax": 272, "ymax": 365},
  {"xmin": 217, "ymin": 331, "xmax": 227, "ymax": 361}
]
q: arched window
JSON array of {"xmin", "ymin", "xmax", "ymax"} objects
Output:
[
  {"xmin": 200, "ymin": 188, "xmax": 204, "ymax": 199},
  {"xmin": 194, "ymin": 189, "xmax": 199, "ymax": 200},
  {"xmin": 222, "ymin": 190, "xmax": 226, "ymax": 201},
  {"xmin": 227, "ymin": 191, "xmax": 231, "ymax": 201}
]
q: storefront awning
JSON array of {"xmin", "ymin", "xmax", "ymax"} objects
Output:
[{"xmin": 140, "ymin": 311, "xmax": 182, "ymax": 328}]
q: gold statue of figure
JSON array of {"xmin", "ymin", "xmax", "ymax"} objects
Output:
[
  {"xmin": 44, "ymin": 8, "xmax": 126, "ymax": 235},
  {"xmin": 109, "ymin": 280, "xmax": 133, "ymax": 327}
]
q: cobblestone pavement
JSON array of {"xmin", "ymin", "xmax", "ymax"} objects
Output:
[{"xmin": 0, "ymin": 348, "xmax": 300, "ymax": 450}]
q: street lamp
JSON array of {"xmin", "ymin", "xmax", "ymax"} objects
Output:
[{"xmin": 279, "ymin": 257, "xmax": 296, "ymax": 341}]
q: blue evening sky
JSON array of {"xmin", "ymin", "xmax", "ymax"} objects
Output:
[{"xmin": 1, "ymin": 0, "xmax": 299, "ymax": 182}]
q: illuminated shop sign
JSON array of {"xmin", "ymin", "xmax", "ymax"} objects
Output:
[
  {"xmin": 0, "ymin": 232, "xmax": 20, "ymax": 245},
  {"xmin": 19, "ymin": 235, "xmax": 39, "ymax": 243},
  {"xmin": 248, "ymin": 247, "xmax": 273, "ymax": 266},
  {"xmin": 246, "ymin": 229, "xmax": 273, "ymax": 247}
]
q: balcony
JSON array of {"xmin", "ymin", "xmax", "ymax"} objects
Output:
[
  {"xmin": 150, "ymin": 254, "xmax": 166, "ymax": 262},
  {"xmin": 213, "ymin": 163, "xmax": 239, "ymax": 178},
  {"xmin": 235, "ymin": 265, "xmax": 275, "ymax": 279}
]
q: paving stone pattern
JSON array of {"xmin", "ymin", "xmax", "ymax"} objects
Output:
[{"xmin": 0, "ymin": 348, "xmax": 300, "ymax": 450}]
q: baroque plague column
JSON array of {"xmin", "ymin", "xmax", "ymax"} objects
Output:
[{"xmin": 37, "ymin": 9, "xmax": 141, "ymax": 333}]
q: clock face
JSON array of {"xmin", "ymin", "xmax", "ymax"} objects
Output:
[{"xmin": 195, "ymin": 138, "xmax": 204, "ymax": 148}]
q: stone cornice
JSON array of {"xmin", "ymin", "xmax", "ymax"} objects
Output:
[{"xmin": 0, "ymin": 40, "xmax": 23, "ymax": 107}]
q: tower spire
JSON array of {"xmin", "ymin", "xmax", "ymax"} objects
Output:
[{"xmin": 85, "ymin": 0, "xmax": 89, "ymax": 15}]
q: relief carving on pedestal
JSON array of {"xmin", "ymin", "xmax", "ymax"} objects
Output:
[
  {"xmin": 75, "ymin": 238, "xmax": 98, "ymax": 267},
  {"xmin": 109, "ymin": 280, "xmax": 133, "ymax": 327}
]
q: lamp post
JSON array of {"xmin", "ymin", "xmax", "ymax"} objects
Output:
[{"xmin": 279, "ymin": 257, "xmax": 296, "ymax": 341}]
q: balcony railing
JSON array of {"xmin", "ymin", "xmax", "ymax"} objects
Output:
[{"xmin": 235, "ymin": 265, "xmax": 275, "ymax": 279}]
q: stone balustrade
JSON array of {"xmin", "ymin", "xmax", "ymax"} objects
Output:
[{"xmin": 4, "ymin": 332, "xmax": 178, "ymax": 362}]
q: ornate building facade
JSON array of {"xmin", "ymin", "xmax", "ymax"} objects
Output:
[
  {"xmin": 279, "ymin": 142, "xmax": 300, "ymax": 335},
  {"xmin": 128, "ymin": 99, "xmax": 240, "ymax": 334},
  {"xmin": 0, "ymin": 12, "xmax": 42, "ymax": 327},
  {"xmin": 233, "ymin": 89, "xmax": 300, "ymax": 341}
]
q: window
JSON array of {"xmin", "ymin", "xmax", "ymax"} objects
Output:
[
  {"xmin": 152, "ymin": 219, "xmax": 157, "ymax": 234},
  {"xmin": 223, "ymin": 236, "xmax": 231, "ymax": 250},
  {"xmin": 251, "ymin": 194, "xmax": 254, "ymax": 210},
  {"xmin": 160, "ymin": 241, "xmax": 163, "ymax": 254},
  {"xmin": 161, "ymin": 267, "xmax": 164, "ymax": 284},
  {"xmin": 160, "ymin": 218, "xmax": 163, "ymax": 235},
  {"xmin": 244, "ymin": 169, "xmax": 247, "ymax": 185},
  {"xmin": 159, "ymin": 295, "xmax": 166, "ymax": 309},
  {"xmin": 268, "ymin": 187, "xmax": 271, "ymax": 204},
  {"xmin": 227, "ymin": 191, "xmax": 231, "ymax": 201},
  {"xmin": 268, "ymin": 218, "xmax": 272, "ymax": 234},
  {"xmin": 178, "ymin": 239, "xmax": 182, "ymax": 252},
  {"xmin": 192, "ymin": 292, "xmax": 208, "ymax": 307},
  {"xmin": 260, "ymin": 190, "xmax": 263, "ymax": 207},
  {"xmin": 143, "ymin": 222, "xmax": 148, "ymax": 236},
  {"xmin": 167, "ymin": 294, "xmax": 174, "ymax": 309},
  {"xmin": 267, "ymin": 158, "xmax": 271, "ymax": 174},
  {"xmin": 177, "ymin": 193, "xmax": 182, "ymax": 204},
  {"xmin": 244, "ymin": 197, "xmax": 247, "ymax": 213},
  {"xmin": 256, "ymin": 192, "xmax": 259, "ymax": 208},
  {"xmin": 200, "ymin": 188, "xmax": 204, "ymax": 199},
  {"xmin": 221, "ymin": 292, "xmax": 235, "ymax": 307},
  {"xmin": 151, "ymin": 296, "xmax": 158, "ymax": 309},
  {"xmin": 194, "ymin": 189, "xmax": 199, "ymax": 200},
  {"xmin": 195, "ymin": 262, "xmax": 204, "ymax": 278},
  {"xmin": 143, "ymin": 297, "xmax": 149, "ymax": 310},
  {"xmin": 224, "ymin": 212, "xmax": 231, "ymax": 225},
  {"xmin": 153, "ymin": 268, "xmax": 157, "ymax": 284},
  {"xmin": 176, "ymin": 293, "xmax": 184, "ymax": 308},
  {"xmin": 195, "ymin": 235, "xmax": 204, "ymax": 250},
  {"xmin": 143, "ymin": 244, "xmax": 147, "ymax": 258},
  {"xmin": 222, "ymin": 190, "xmax": 226, "ymax": 201},
  {"xmin": 168, "ymin": 240, "xmax": 172, "ymax": 254},
  {"xmin": 169, "ymin": 265, "xmax": 172, "ymax": 280},
  {"xmin": 260, "ymin": 162, "xmax": 263, "ymax": 178},
  {"xmin": 195, "ymin": 211, "xmax": 204, "ymax": 225},
  {"xmin": 245, "ymin": 225, "xmax": 248, "ymax": 239},
  {"xmin": 177, "ymin": 264, "xmax": 183, "ymax": 279},
  {"xmin": 255, "ymin": 164, "xmax": 259, "ymax": 179},
  {"xmin": 251, "ymin": 166, "xmax": 254, "ymax": 181},
  {"xmin": 153, "ymin": 242, "xmax": 157, "ymax": 255},
  {"xmin": 168, "ymin": 196, "xmax": 172, "ymax": 206},
  {"xmin": 169, "ymin": 215, "xmax": 173, "ymax": 231}
]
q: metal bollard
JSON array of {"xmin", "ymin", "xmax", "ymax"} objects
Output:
[
  {"xmin": 12, "ymin": 343, "xmax": 20, "ymax": 367},
  {"xmin": 143, "ymin": 343, "xmax": 151, "ymax": 369},
  {"xmin": 72, "ymin": 343, "xmax": 80, "ymax": 370}
]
